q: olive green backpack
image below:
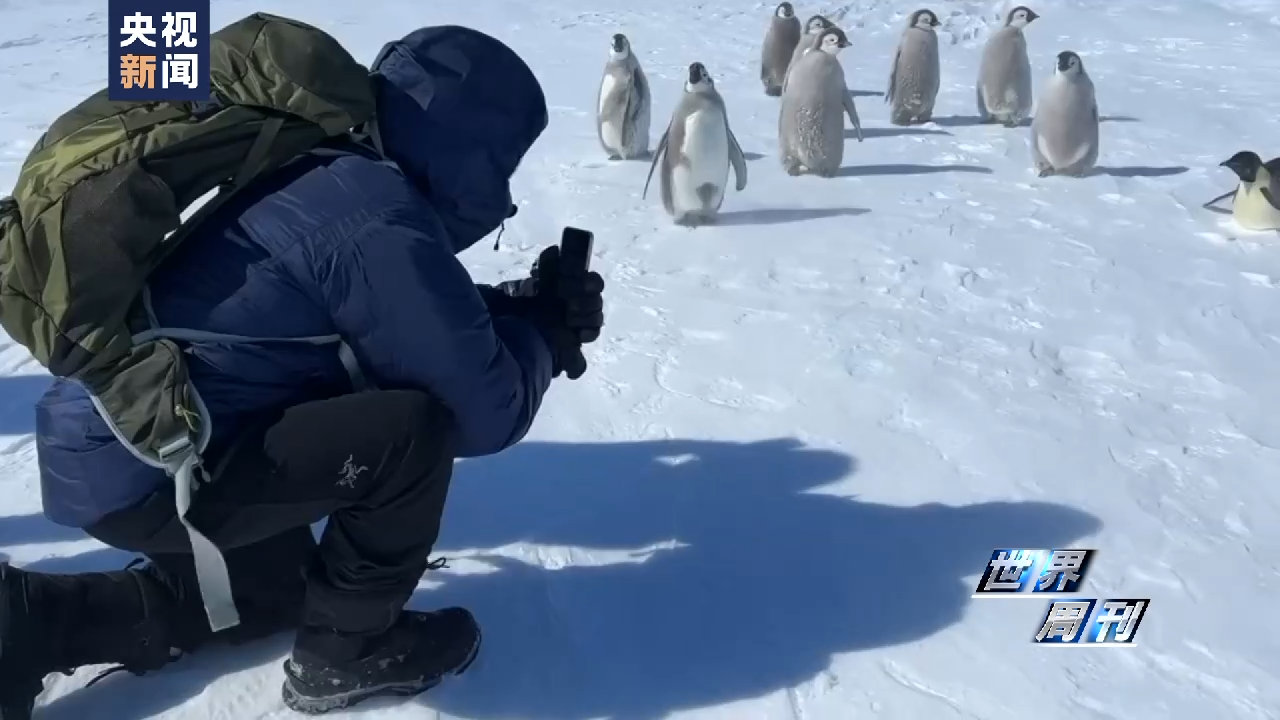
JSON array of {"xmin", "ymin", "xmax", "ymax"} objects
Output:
[{"xmin": 0, "ymin": 12, "xmax": 376, "ymax": 631}]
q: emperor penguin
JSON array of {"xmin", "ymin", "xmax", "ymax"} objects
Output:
[
  {"xmin": 761, "ymin": 2, "xmax": 802, "ymax": 96},
  {"xmin": 1030, "ymin": 51, "xmax": 1099, "ymax": 177},
  {"xmin": 642, "ymin": 62, "xmax": 748, "ymax": 226},
  {"xmin": 886, "ymin": 8, "xmax": 942, "ymax": 126},
  {"xmin": 783, "ymin": 15, "xmax": 836, "ymax": 91},
  {"xmin": 976, "ymin": 6, "xmax": 1039, "ymax": 127},
  {"xmin": 597, "ymin": 33, "xmax": 651, "ymax": 160},
  {"xmin": 779, "ymin": 26, "xmax": 864, "ymax": 177},
  {"xmin": 1218, "ymin": 151, "xmax": 1280, "ymax": 231}
]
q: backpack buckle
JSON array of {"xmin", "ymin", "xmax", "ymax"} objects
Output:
[{"xmin": 156, "ymin": 435, "xmax": 194, "ymax": 465}]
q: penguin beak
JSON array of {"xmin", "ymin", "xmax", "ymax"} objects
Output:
[
  {"xmin": 1220, "ymin": 159, "xmax": 1253, "ymax": 182},
  {"xmin": 1028, "ymin": 10, "xmax": 1040, "ymax": 21}
]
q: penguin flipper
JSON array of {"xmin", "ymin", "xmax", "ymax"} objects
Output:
[
  {"xmin": 1262, "ymin": 186, "xmax": 1280, "ymax": 212},
  {"xmin": 842, "ymin": 91, "xmax": 864, "ymax": 142},
  {"xmin": 886, "ymin": 45, "xmax": 900, "ymax": 104},
  {"xmin": 1202, "ymin": 188, "xmax": 1236, "ymax": 210},
  {"xmin": 726, "ymin": 125, "xmax": 748, "ymax": 191},
  {"xmin": 643, "ymin": 128, "xmax": 669, "ymax": 199}
]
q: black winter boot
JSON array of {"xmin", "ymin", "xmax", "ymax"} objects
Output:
[
  {"xmin": 281, "ymin": 607, "xmax": 481, "ymax": 714},
  {"xmin": 0, "ymin": 562, "xmax": 184, "ymax": 719}
]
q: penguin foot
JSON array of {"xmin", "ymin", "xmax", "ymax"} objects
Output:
[
  {"xmin": 1036, "ymin": 165, "xmax": 1054, "ymax": 177},
  {"xmin": 764, "ymin": 86, "xmax": 782, "ymax": 97}
]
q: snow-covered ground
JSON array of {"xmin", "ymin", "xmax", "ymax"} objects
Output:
[{"xmin": 3, "ymin": 0, "xmax": 1280, "ymax": 717}]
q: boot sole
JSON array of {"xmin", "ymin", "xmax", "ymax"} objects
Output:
[{"xmin": 280, "ymin": 625, "xmax": 481, "ymax": 715}]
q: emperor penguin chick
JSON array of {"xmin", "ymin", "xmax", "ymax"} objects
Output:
[
  {"xmin": 597, "ymin": 33, "xmax": 651, "ymax": 160},
  {"xmin": 1030, "ymin": 51, "xmax": 1099, "ymax": 177},
  {"xmin": 976, "ymin": 5, "xmax": 1038, "ymax": 127},
  {"xmin": 886, "ymin": 9, "xmax": 942, "ymax": 126},
  {"xmin": 1219, "ymin": 151, "xmax": 1280, "ymax": 231},
  {"xmin": 784, "ymin": 15, "xmax": 836, "ymax": 91},
  {"xmin": 761, "ymin": 2, "xmax": 802, "ymax": 96},
  {"xmin": 643, "ymin": 63, "xmax": 748, "ymax": 226},
  {"xmin": 779, "ymin": 27, "xmax": 864, "ymax": 177}
]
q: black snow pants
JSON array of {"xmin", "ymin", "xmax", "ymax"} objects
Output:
[{"xmin": 84, "ymin": 389, "xmax": 458, "ymax": 648}]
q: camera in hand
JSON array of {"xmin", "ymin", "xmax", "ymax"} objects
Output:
[{"xmin": 559, "ymin": 227, "xmax": 594, "ymax": 275}]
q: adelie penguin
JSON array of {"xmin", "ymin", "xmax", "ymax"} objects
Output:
[
  {"xmin": 761, "ymin": 2, "xmax": 802, "ymax": 97},
  {"xmin": 977, "ymin": 6, "xmax": 1038, "ymax": 127},
  {"xmin": 597, "ymin": 33, "xmax": 651, "ymax": 160},
  {"xmin": 886, "ymin": 9, "xmax": 942, "ymax": 126},
  {"xmin": 1214, "ymin": 151, "xmax": 1280, "ymax": 232},
  {"xmin": 779, "ymin": 26, "xmax": 863, "ymax": 177},
  {"xmin": 643, "ymin": 62, "xmax": 748, "ymax": 226},
  {"xmin": 1030, "ymin": 51, "xmax": 1099, "ymax": 177}
]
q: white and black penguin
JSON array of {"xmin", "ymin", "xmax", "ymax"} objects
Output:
[
  {"xmin": 1030, "ymin": 50, "xmax": 1099, "ymax": 177},
  {"xmin": 976, "ymin": 5, "xmax": 1039, "ymax": 127},
  {"xmin": 783, "ymin": 14, "xmax": 836, "ymax": 91},
  {"xmin": 886, "ymin": 8, "xmax": 941, "ymax": 126},
  {"xmin": 779, "ymin": 26, "xmax": 864, "ymax": 177},
  {"xmin": 597, "ymin": 33, "xmax": 651, "ymax": 160},
  {"xmin": 1219, "ymin": 151, "xmax": 1280, "ymax": 231},
  {"xmin": 643, "ymin": 62, "xmax": 748, "ymax": 226},
  {"xmin": 761, "ymin": 2, "xmax": 802, "ymax": 96}
]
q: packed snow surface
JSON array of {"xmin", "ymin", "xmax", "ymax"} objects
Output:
[{"xmin": 2, "ymin": 0, "xmax": 1279, "ymax": 717}]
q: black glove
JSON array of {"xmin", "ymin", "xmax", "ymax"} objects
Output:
[{"xmin": 485, "ymin": 246, "xmax": 605, "ymax": 379}]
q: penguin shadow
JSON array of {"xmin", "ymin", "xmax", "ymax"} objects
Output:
[
  {"xmin": 849, "ymin": 127, "xmax": 952, "ymax": 140},
  {"xmin": 1090, "ymin": 165, "xmax": 1188, "ymax": 178},
  {"xmin": 835, "ymin": 163, "xmax": 993, "ymax": 177},
  {"xmin": 711, "ymin": 207, "xmax": 869, "ymax": 226},
  {"xmin": 930, "ymin": 114, "xmax": 1138, "ymax": 128},
  {"xmin": 605, "ymin": 152, "xmax": 765, "ymax": 163},
  {"xmin": 848, "ymin": 89, "xmax": 884, "ymax": 98},
  {"xmin": 930, "ymin": 115, "xmax": 1031, "ymax": 128}
]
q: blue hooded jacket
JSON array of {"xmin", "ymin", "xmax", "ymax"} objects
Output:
[{"xmin": 34, "ymin": 26, "xmax": 555, "ymax": 528}]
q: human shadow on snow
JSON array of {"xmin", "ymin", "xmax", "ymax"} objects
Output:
[
  {"xmin": 836, "ymin": 163, "xmax": 993, "ymax": 177},
  {"xmin": 415, "ymin": 438, "xmax": 1100, "ymax": 719},
  {"xmin": 0, "ymin": 374, "xmax": 52, "ymax": 436},
  {"xmin": 25, "ymin": 437, "xmax": 1101, "ymax": 720},
  {"xmin": 711, "ymin": 207, "xmax": 869, "ymax": 226},
  {"xmin": 0, "ymin": 512, "xmax": 86, "ymax": 547}
]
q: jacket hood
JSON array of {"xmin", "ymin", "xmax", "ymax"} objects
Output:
[{"xmin": 370, "ymin": 26, "xmax": 548, "ymax": 253}]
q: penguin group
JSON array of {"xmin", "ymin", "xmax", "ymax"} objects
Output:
[{"xmin": 598, "ymin": 5, "xmax": 1279, "ymax": 232}]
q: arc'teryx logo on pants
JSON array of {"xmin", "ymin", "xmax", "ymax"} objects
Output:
[{"xmin": 337, "ymin": 454, "xmax": 368, "ymax": 488}]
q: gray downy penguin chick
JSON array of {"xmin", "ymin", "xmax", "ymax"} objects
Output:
[
  {"xmin": 779, "ymin": 26, "xmax": 864, "ymax": 177},
  {"xmin": 1219, "ymin": 151, "xmax": 1280, "ymax": 231},
  {"xmin": 761, "ymin": 2, "xmax": 802, "ymax": 96},
  {"xmin": 1030, "ymin": 50, "xmax": 1099, "ymax": 177},
  {"xmin": 597, "ymin": 33, "xmax": 651, "ymax": 160},
  {"xmin": 642, "ymin": 63, "xmax": 748, "ymax": 226},
  {"xmin": 976, "ymin": 5, "xmax": 1039, "ymax": 127},
  {"xmin": 886, "ymin": 8, "xmax": 941, "ymax": 126},
  {"xmin": 783, "ymin": 15, "xmax": 836, "ymax": 92}
]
